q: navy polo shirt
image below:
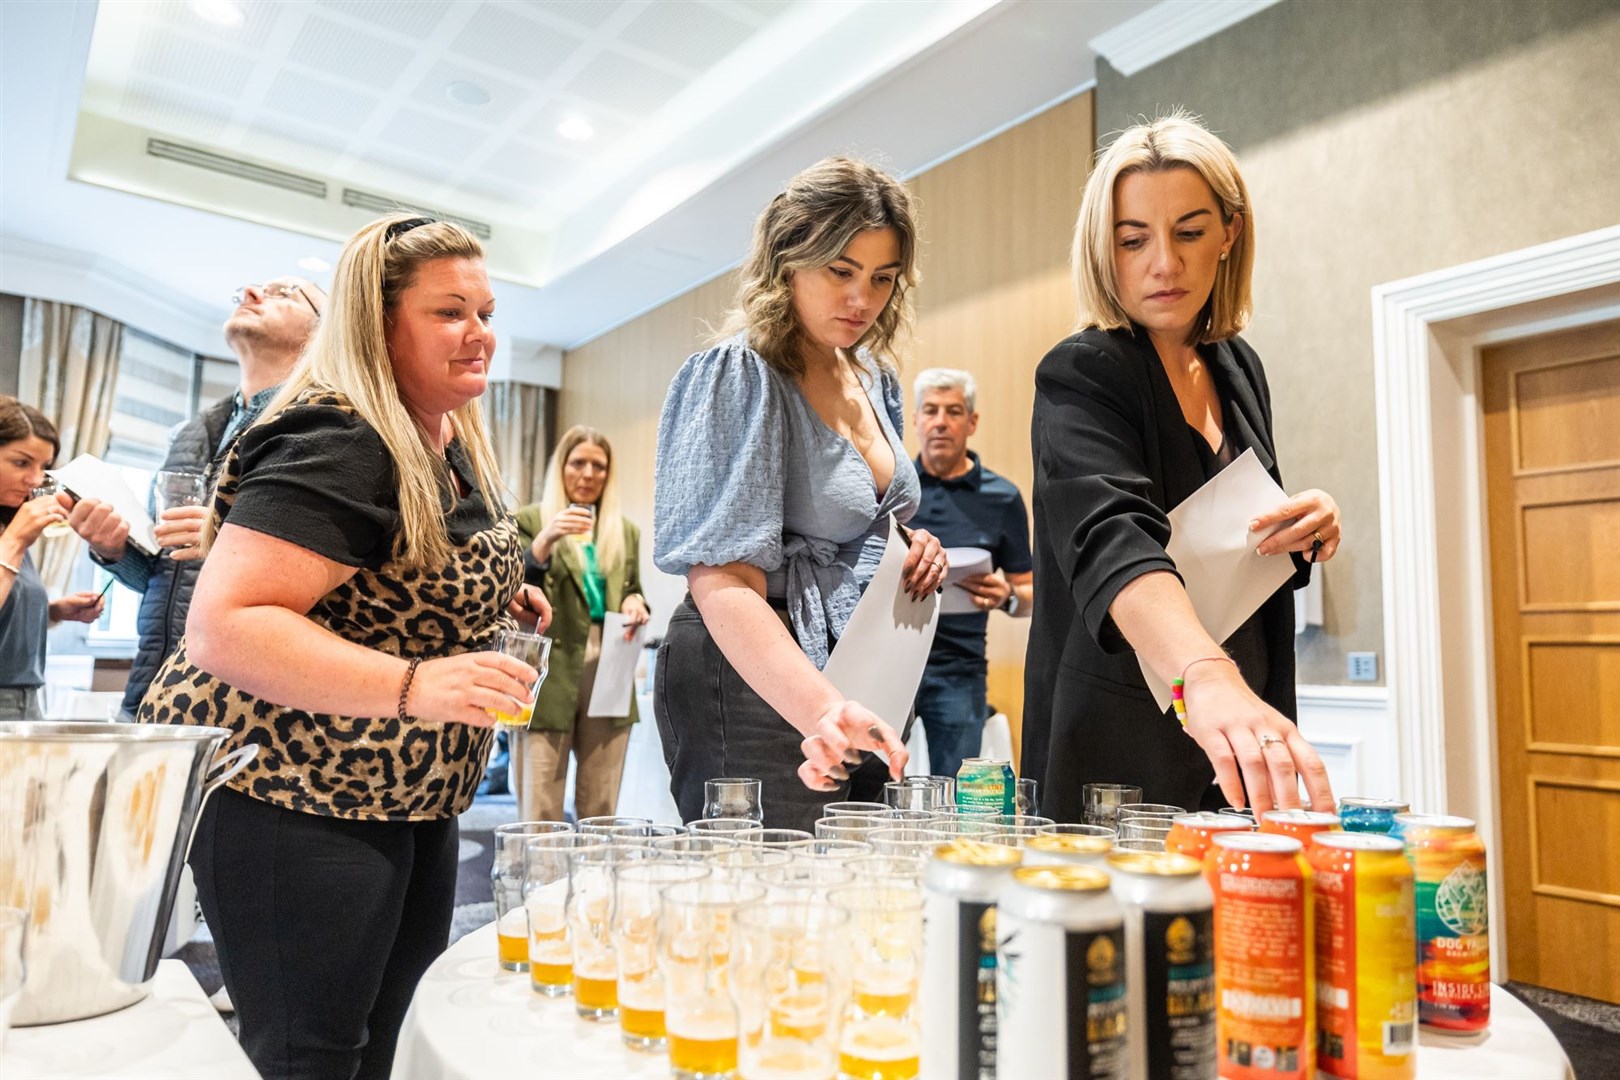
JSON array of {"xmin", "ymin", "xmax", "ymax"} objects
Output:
[{"xmin": 911, "ymin": 452, "xmax": 1032, "ymax": 676}]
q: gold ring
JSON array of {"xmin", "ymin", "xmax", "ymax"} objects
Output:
[
  {"xmin": 1259, "ymin": 732, "xmax": 1280, "ymax": 749},
  {"xmin": 1313, "ymin": 530, "xmax": 1324, "ymax": 544}
]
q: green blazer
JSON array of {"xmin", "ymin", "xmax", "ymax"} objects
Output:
[{"xmin": 513, "ymin": 506, "xmax": 645, "ymax": 732}]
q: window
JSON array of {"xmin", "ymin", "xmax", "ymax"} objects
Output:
[{"xmin": 61, "ymin": 331, "xmax": 238, "ymax": 655}]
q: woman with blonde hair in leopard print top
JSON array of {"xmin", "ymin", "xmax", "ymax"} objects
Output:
[{"xmin": 141, "ymin": 214, "xmax": 552, "ymax": 1080}]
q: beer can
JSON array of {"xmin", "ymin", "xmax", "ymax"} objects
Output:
[
  {"xmin": 996, "ymin": 866, "xmax": 1127, "ymax": 1080},
  {"xmin": 1165, "ymin": 812, "xmax": 1254, "ymax": 865},
  {"xmin": 1107, "ymin": 852, "xmax": 1216, "ymax": 1080},
  {"xmin": 1394, "ymin": 814, "xmax": 1490, "ymax": 1034},
  {"xmin": 1337, "ymin": 798, "xmax": 1410, "ymax": 835},
  {"xmin": 1260, "ymin": 809, "xmax": 1341, "ymax": 846},
  {"xmin": 1211, "ymin": 832, "xmax": 1312, "ymax": 1080},
  {"xmin": 1309, "ymin": 834, "xmax": 1417, "ymax": 1079},
  {"xmin": 1024, "ymin": 832, "xmax": 1113, "ymax": 868},
  {"xmin": 922, "ymin": 839, "xmax": 1023, "ymax": 1079},
  {"xmin": 957, "ymin": 758, "xmax": 1016, "ymax": 815}
]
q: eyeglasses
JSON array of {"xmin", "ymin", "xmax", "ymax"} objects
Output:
[{"xmin": 231, "ymin": 283, "xmax": 319, "ymax": 316}]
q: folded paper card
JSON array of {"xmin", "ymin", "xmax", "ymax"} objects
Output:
[
  {"xmin": 940, "ymin": 546, "xmax": 992, "ymax": 615},
  {"xmin": 50, "ymin": 454, "xmax": 160, "ymax": 556},
  {"xmin": 1139, "ymin": 447, "xmax": 1298, "ymax": 711}
]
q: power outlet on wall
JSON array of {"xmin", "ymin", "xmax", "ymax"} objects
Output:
[{"xmin": 1347, "ymin": 652, "xmax": 1378, "ymax": 682}]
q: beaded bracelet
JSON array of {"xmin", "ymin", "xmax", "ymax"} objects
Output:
[
  {"xmin": 1171, "ymin": 655, "xmax": 1237, "ymax": 728},
  {"xmin": 398, "ymin": 657, "xmax": 422, "ymax": 722}
]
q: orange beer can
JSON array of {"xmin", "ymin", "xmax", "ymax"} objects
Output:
[
  {"xmin": 1166, "ymin": 812, "xmax": 1255, "ymax": 866},
  {"xmin": 1309, "ymin": 834, "xmax": 1417, "ymax": 1079},
  {"xmin": 1260, "ymin": 809, "xmax": 1341, "ymax": 846},
  {"xmin": 1210, "ymin": 832, "xmax": 1312, "ymax": 1080}
]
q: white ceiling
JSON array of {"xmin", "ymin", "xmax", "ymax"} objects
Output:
[{"xmin": 1, "ymin": 0, "xmax": 1161, "ymax": 361}]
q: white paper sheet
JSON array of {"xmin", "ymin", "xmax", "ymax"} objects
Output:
[
  {"xmin": 1139, "ymin": 448, "xmax": 1297, "ymax": 711},
  {"xmin": 50, "ymin": 454, "xmax": 160, "ymax": 556},
  {"xmin": 586, "ymin": 613, "xmax": 647, "ymax": 718},
  {"xmin": 939, "ymin": 546, "xmax": 992, "ymax": 614},
  {"xmin": 821, "ymin": 515, "xmax": 941, "ymax": 732}
]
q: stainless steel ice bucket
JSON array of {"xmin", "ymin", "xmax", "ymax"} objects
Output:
[{"xmin": 0, "ymin": 722, "xmax": 255, "ymax": 1024}]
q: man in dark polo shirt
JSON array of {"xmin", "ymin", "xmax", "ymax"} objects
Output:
[{"xmin": 910, "ymin": 368, "xmax": 1033, "ymax": 779}]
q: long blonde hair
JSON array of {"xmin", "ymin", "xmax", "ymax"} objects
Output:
[
  {"xmin": 538, "ymin": 425, "xmax": 624, "ymax": 573},
  {"xmin": 717, "ymin": 157, "xmax": 920, "ymax": 378},
  {"xmin": 1072, "ymin": 110, "xmax": 1255, "ymax": 344},
  {"xmin": 222, "ymin": 214, "xmax": 507, "ymax": 569}
]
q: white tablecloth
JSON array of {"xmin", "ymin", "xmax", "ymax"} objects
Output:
[
  {"xmin": 395, "ymin": 922, "xmax": 1572, "ymax": 1080},
  {"xmin": 1, "ymin": 960, "xmax": 258, "ymax": 1079}
]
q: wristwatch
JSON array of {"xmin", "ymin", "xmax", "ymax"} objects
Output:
[{"xmin": 1000, "ymin": 593, "xmax": 1018, "ymax": 616}]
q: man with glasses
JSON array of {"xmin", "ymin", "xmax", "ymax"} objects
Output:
[{"xmin": 67, "ymin": 276, "xmax": 325, "ymax": 721}]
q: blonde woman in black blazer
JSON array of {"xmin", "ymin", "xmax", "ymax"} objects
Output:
[{"xmin": 1026, "ymin": 113, "xmax": 1340, "ymax": 824}]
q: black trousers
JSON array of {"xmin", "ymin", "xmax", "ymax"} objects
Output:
[
  {"xmin": 655, "ymin": 594, "xmax": 889, "ymax": 832},
  {"xmin": 190, "ymin": 788, "xmax": 459, "ymax": 1080}
]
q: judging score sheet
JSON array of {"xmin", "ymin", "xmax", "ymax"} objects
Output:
[
  {"xmin": 1140, "ymin": 447, "xmax": 1297, "ymax": 711},
  {"xmin": 820, "ymin": 515, "xmax": 941, "ymax": 734}
]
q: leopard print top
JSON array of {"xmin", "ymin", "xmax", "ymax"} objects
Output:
[{"xmin": 139, "ymin": 390, "xmax": 522, "ymax": 821}]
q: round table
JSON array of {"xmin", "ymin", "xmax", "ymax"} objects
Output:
[{"xmin": 395, "ymin": 923, "xmax": 1573, "ymax": 1080}]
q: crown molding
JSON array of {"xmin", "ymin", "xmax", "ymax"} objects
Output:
[
  {"xmin": 1088, "ymin": 0, "xmax": 1283, "ymax": 77},
  {"xmin": 0, "ymin": 234, "xmax": 227, "ymax": 357}
]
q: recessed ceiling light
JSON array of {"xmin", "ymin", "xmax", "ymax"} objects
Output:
[
  {"xmin": 297, "ymin": 256, "xmax": 331, "ymax": 273},
  {"xmin": 191, "ymin": 0, "xmax": 244, "ymax": 27},
  {"xmin": 557, "ymin": 115, "xmax": 595, "ymax": 142},
  {"xmin": 445, "ymin": 81, "xmax": 491, "ymax": 107}
]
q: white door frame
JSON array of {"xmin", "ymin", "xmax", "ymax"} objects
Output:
[{"xmin": 1372, "ymin": 223, "xmax": 1620, "ymax": 978}]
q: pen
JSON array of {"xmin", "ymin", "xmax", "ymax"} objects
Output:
[{"xmin": 96, "ymin": 577, "xmax": 115, "ymax": 601}]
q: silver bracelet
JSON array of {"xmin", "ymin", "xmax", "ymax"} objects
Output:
[{"xmin": 0, "ymin": 558, "xmax": 19, "ymax": 577}]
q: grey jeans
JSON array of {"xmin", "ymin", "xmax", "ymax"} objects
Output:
[{"xmin": 0, "ymin": 687, "xmax": 44, "ymax": 722}]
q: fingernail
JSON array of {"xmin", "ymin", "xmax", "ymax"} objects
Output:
[
  {"xmin": 828, "ymin": 766, "xmax": 849, "ymax": 782},
  {"xmin": 843, "ymin": 750, "xmax": 863, "ymax": 766},
  {"xmin": 1255, "ymin": 546, "xmax": 1266, "ymax": 556},
  {"xmin": 1249, "ymin": 519, "xmax": 1260, "ymax": 531}
]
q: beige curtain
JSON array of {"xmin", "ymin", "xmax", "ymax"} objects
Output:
[
  {"xmin": 485, "ymin": 381, "xmax": 550, "ymax": 510},
  {"xmin": 18, "ymin": 300, "xmax": 124, "ymax": 594}
]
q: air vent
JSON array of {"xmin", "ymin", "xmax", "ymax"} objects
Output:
[
  {"xmin": 146, "ymin": 139, "xmax": 328, "ymax": 198},
  {"xmin": 341, "ymin": 188, "xmax": 492, "ymax": 240}
]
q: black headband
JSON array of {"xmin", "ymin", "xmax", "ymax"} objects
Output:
[{"xmin": 385, "ymin": 216, "xmax": 435, "ymax": 242}]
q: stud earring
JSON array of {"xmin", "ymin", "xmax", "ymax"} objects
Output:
[{"xmin": 1220, "ymin": 251, "xmax": 1229, "ymax": 261}]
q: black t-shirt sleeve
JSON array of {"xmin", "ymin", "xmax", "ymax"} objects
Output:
[
  {"xmin": 997, "ymin": 488, "xmax": 1034, "ymax": 575},
  {"xmin": 225, "ymin": 403, "xmax": 399, "ymax": 567}
]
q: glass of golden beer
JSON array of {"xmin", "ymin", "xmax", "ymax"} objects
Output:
[
  {"xmin": 662, "ymin": 880, "xmax": 765, "ymax": 1080},
  {"xmin": 521, "ymin": 832, "xmax": 603, "ymax": 993},
  {"xmin": 827, "ymin": 885, "xmax": 924, "ymax": 1080},
  {"xmin": 488, "ymin": 629, "xmax": 550, "ymax": 727},
  {"xmin": 731, "ymin": 900, "xmax": 852, "ymax": 1080},
  {"xmin": 613, "ymin": 861, "xmax": 712, "ymax": 1051},
  {"xmin": 568, "ymin": 844, "xmax": 656, "ymax": 1021},
  {"xmin": 491, "ymin": 820, "xmax": 572, "ymax": 971}
]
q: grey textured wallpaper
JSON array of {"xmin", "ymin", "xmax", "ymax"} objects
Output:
[{"xmin": 1095, "ymin": 0, "xmax": 1620, "ymax": 685}]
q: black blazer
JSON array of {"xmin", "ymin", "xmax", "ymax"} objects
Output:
[{"xmin": 1023, "ymin": 325, "xmax": 1311, "ymax": 823}]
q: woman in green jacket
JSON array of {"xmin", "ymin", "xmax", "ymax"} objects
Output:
[{"xmin": 514, "ymin": 425, "xmax": 650, "ymax": 821}]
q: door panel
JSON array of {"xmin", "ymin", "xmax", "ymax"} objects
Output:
[{"xmin": 1484, "ymin": 318, "xmax": 1620, "ymax": 1003}]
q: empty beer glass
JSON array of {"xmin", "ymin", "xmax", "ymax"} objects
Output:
[
  {"xmin": 1082, "ymin": 783, "xmax": 1143, "ymax": 828},
  {"xmin": 606, "ymin": 823, "xmax": 686, "ymax": 848},
  {"xmin": 883, "ymin": 778, "xmax": 941, "ymax": 812},
  {"xmin": 845, "ymin": 855, "xmax": 927, "ymax": 885},
  {"xmin": 731, "ymin": 900, "xmax": 853, "ymax": 1080},
  {"xmin": 827, "ymin": 885, "xmax": 924, "ymax": 1080},
  {"xmin": 662, "ymin": 879, "xmax": 765, "ymax": 1080},
  {"xmin": 492, "ymin": 820, "xmax": 572, "ymax": 970},
  {"xmin": 822, "ymin": 801, "xmax": 888, "ymax": 816},
  {"xmin": 709, "ymin": 845, "xmax": 794, "ymax": 884},
  {"xmin": 614, "ymin": 861, "xmax": 711, "ymax": 1050},
  {"xmin": 688, "ymin": 817, "xmax": 765, "ymax": 840},
  {"xmin": 522, "ymin": 832, "xmax": 603, "ymax": 995},
  {"xmin": 815, "ymin": 816, "xmax": 884, "ymax": 842},
  {"xmin": 578, "ymin": 815, "xmax": 652, "ymax": 837},
  {"xmin": 756, "ymin": 861, "xmax": 855, "ymax": 903},
  {"xmin": 650, "ymin": 835, "xmax": 741, "ymax": 864},
  {"xmin": 867, "ymin": 827, "xmax": 949, "ymax": 859},
  {"xmin": 703, "ymin": 778, "xmax": 764, "ymax": 822},
  {"xmin": 737, "ymin": 828, "xmax": 814, "ymax": 852}
]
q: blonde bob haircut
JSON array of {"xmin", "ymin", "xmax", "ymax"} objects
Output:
[
  {"xmin": 537, "ymin": 425, "xmax": 625, "ymax": 574},
  {"xmin": 718, "ymin": 156, "xmax": 920, "ymax": 377},
  {"xmin": 1072, "ymin": 111, "xmax": 1254, "ymax": 345},
  {"xmin": 220, "ymin": 214, "xmax": 507, "ymax": 570}
]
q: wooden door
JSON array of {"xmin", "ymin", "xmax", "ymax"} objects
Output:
[{"xmin": 1483, "ymin": 318, "xmax": 1620, "ymax": 1002}]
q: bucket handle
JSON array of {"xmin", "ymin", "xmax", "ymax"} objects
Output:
[
  {"xmin": 204, "ymin": 744, "xmax": 258, "ymax": 794},
  {"xmin": 182, "ymin": 744, "xmax": 259, "ymax": 863}
]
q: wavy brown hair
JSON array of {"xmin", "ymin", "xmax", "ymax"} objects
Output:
[{"xmin": 717, "ymin": 157, "xmax": 920, "ymax": 377}]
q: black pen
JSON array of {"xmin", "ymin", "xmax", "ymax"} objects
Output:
[{"xmin": 96, "ymin": 577, "xmax": 115, "ymax": 601}]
